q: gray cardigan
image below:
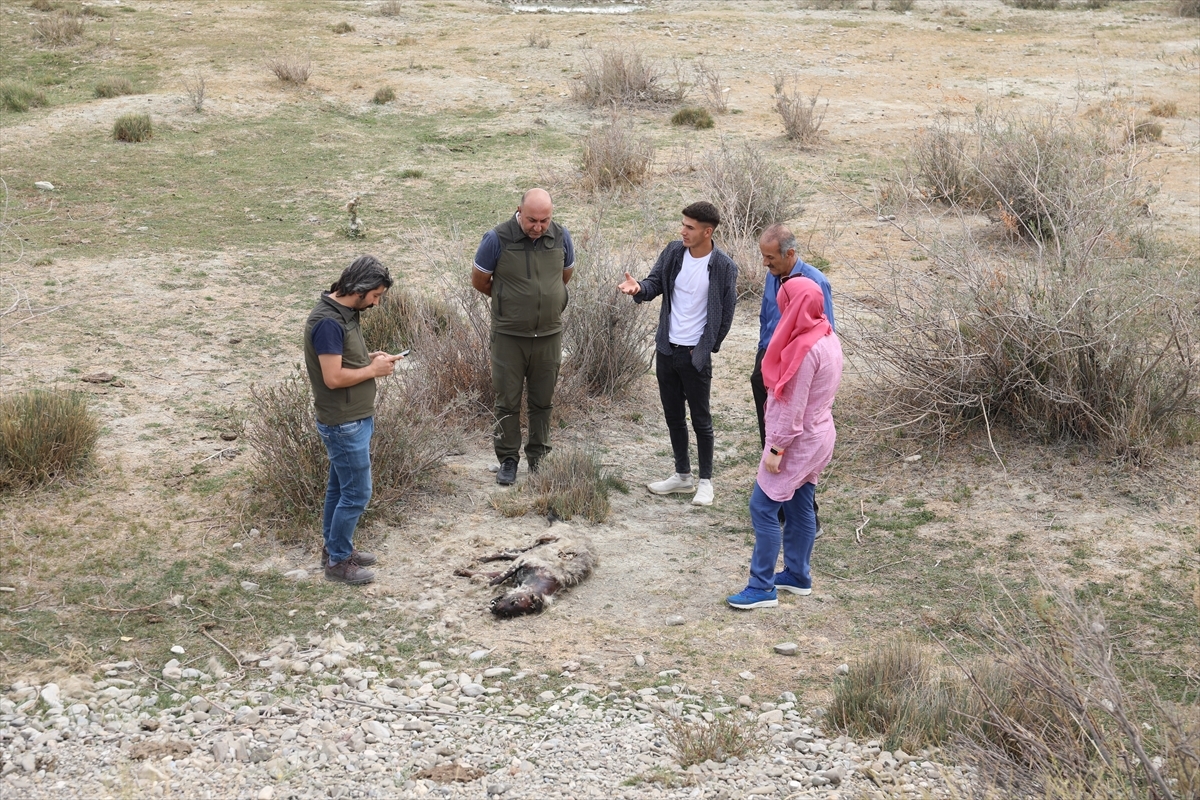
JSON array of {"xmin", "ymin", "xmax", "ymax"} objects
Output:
[{"xmin": 634, "ymin": 240, "xmax": 738, "ymax": 372}]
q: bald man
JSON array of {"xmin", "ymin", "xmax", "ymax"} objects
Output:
[{"xmin": 472, "ymin": 189, "xmax": 575, "ymax": 486}]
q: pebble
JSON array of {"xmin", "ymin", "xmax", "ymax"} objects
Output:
[
  {"xmin": 170, "ymin": 645, "xmax": 185, "ymax": 655},
  {"xmin": 0, "ymin": 633, "xmax": 972, "ymax": 800},
  {"xmin": 468, "ymin": 650, "xmax": 491, "ymax": 661},
  {"xmin": 774, "ymin": 642, "xmax": 798, "ymax": 656},
  {"xmin": 836, "ymin": 663, "xmax": 850, "ymax": 675},
  {"xmin": 665, "ymin": 615, "xmax": 685, "ymax": 626},
  {"xmin": 283, "ymin": 569, "xmax": 308, "ymax": 581},
  {"xmin": 34, "ymin": 181, "xmax": 55, "ymax": 191},
  {"xmin": 634, "ymin": 655, "xmax": 645, "ymax": 667},
  {"xmin": 240, "ymin": 581, "xmax": 260, "ymax": 592}
]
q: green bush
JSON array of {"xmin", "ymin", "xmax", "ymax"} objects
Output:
[
  {"xmin": 94, "ymin": 77, "xmax": 133, "ymax": 98},
  {"xmin": 0, "ymin": 389, "xmax": 99, "ymax": 490},
  {"xmin": 0, "ymin": 81, "xmax": 48, "ymax": 113},
  {"xmin": 372, "ymin": 86, "xmax": 395, "ymax": 105},
  {"xmin": 112, "ymin": 113, "xmax": 151, "ymax": 142},
  {"xmin": 670, "ymin": 106, "xmax": 714, "ymax": 129}
]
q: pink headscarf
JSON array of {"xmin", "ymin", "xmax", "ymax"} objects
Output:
[{"xmin": 762, "ymin": 276, "xmax": 833, "ymax": 394}]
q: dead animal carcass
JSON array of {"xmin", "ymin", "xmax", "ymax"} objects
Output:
[{"xmin": 455, "ymin": 531, "xmax": 597, "ymax": 618}]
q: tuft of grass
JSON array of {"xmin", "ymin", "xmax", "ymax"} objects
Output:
[
  {"xmin": 379, "ymin": 0, "xmax": 403, "ymax": 16},
  {"xmin": 571, "ymin": 46, "xmax": 683, "ymax": 107},
  {"xmin": 1128, "ymin": 117, "xmax": 1163, "ymax": 143},
  {"xmin": 526, "ymin": 32, "xmax": 550, "ymax": 49},
  {"xmin": 0, "ymin": 81, "xmax": 48, "ymax": 112},
  {"xmin": 671, "ymin": 106, "xmax": 714, "ymax": 129},
  {"xmin": 888, "ymin": 0, "xmax": 915, "ymax": 10},
  {"xmin": 30, "ymin": 0, "xmax": 58, "ymax": 10},
  {"xmin": 0, "ymin": 389, "xmax": 99, "ymax": 491},
  {"xmin": 1147, "ymin": 99, "xmax": 1177, "ymax": 118},
  {"xmin": 269, "ymin": 56, "xmax": 312, "ymax": 85},
  {"xmin": 1177, "ymin": 0, "xmax": 1199, "ymax": 16},
  {"xmin": 525, "ymin": 447, "xmax": 622, "ymax": 523},
  {"xmin": 580, "ymin": 118, "xmax": 654, "ymax": 192},
  {"xmin": 112, "ymin": 112, "xmax": 151, "ymax": 142},
  {"xmin": 183, "ymin": 70, "xmax": 206, "ymax": 113},
  {"xmin": 372, "ymin": 86, "xmax": 396, "ymax": 104},
  {"xmin": 94, "ymin": 77, "xmax": 133, "ymax": 99},
  {"xmin": 331, "ymin": 21, "xmax": 354, "ymax": 34},
  {"xmin": 659, "ymin": 712, "xmax": 764, "ymax": 767},
  {"xmin": 32, "ymin": 10, "xmax": 84, "ymax": 45},
  {"xmin": 399, "ymin": 168, "xmax": 422, "ymax": 179},
  {"xmin": 1002, "ymin": 0, "xmax": 1059, "ymax": 7},
  {"xmin": 773, "ymin": 75, "xmax": 826, "ymax": 147}
]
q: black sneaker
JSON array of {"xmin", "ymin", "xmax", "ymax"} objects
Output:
[{"xmin": 496, "ymin": 457, "xmax": 518, "ymax": 486}]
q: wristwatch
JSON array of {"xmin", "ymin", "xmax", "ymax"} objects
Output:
[{"xmin": 769, "ymin": 447, "xmax": 785, "ymax": 456}]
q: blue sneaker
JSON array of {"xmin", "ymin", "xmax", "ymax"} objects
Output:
[
  {"xmin": 775, "ymin": 569, "xmax": 812, "ymax": 596},
  {"xmin": 726, "ymin": 587, "xmax": 778, "ymax": 609}
]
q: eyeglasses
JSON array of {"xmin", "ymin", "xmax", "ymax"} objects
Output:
[{"xmin": 779, "ymin": 274, "xmax": 797, "ymax": 283}]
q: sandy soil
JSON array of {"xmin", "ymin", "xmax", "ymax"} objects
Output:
[{"xmin": 1, "ymin": 0, "xmax": 1197, "ymax": 698}]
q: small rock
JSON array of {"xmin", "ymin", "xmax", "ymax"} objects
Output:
[
  {"xmin": 35, "ymin": 181, "xmax": 55, "ymax": 191},
  {"xmin": 774, "ymin": 642, "xmax": 798, "ymax": 656},
  {"xmin": 462, "ymin": 684, "xmax": 486, "ymax": 697},
  {"xmin": 138, "ymin": 764, "xmax": 168, "ymax": 783},
  {"xmin": 665, "ymin": 615, "xmax": 685, "ymax": 626},
  {"xmin": 363, "ymin": 720, "xmax": 391, "ymax": 742},
  {"xmin": 486, "ymin": 782, "xmax": 509, "ymax": 796},
  {"xmin": 737, "ymin": 695, "xmax": 753, "ymax": 708},
  {"xmin": 162, "ymin": 660, "xmax": 183, "ymax": 681},
  {"xmin": 758, "ymin": 709, "xmax": 784, "ymax": 724},
  {"xmin": 835, "ymin": 663, "xmax": 850, "ymax": 675},
  {"xmin": 537, "ymin": 691, "xmax": 556, "ymax": 703},
  {"xmin": 903, "ymin": 454, "xmax": 921, "ymax": 463},
  {"xmin": 468, "ymin": 649, "xmax": 491, "ymax": 661},
  {"xmin": 738, "ymin": 671, "xmax": 754, "ymax": 680},
  {"xmin": 170, "ymin": 645, "xmax": 185, "ymax": 655},
  {"xmin": 418, "ymin": 661, "xmax": 441, "ymax": 671},
  {"xmin": 291, "ymin": 661, "xmax": 309, "ymax": 674},
  {"xmin": 231, "ymin": 542, "xmax": 243, "ymax": 550},
  {"xmin": 139, "ymin": 718, "xmax": 160, "ymax": 731},
  {"xmin": 258, "ymin": 788, "xmax": 275, "ymax": 800},
  {"xmin": 634, "ymin": 654, "xmax": 645, "ymax": 667},
  {"xmin": 482, "ymin": 667, "xmax": 510, "ymax": 678},
  {"xmin": 283, "ymin": 569, "xmax": 308, "ymax": 582},
  {"xmin": 240, "ymin": 581, "xmax": 260, "ymax": 592},
  {"xmin": 39, "ymin": 684, "xmax": 60, "ymax": 707},
  {"xmin": 746, "ymin": 786, "xmax": 777, "ymax": 796}
]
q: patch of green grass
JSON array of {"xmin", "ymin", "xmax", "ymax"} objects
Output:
[
  {"xmin": 94, "ymin": 77, "xmax": 134, "ymax": 98},
  {"xmin": 0, "ymin": 80, "xmax": 48, "ymax": 112},
  {"xmin": 670, "ymin": 106, "xmax": 715, "ymax": 129}
]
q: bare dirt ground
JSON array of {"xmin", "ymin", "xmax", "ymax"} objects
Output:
[{"xmin": 1, "ymin": 0, "xmax": 1197, "ymax": 709}]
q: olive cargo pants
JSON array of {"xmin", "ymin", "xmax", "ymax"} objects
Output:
[{"xmin": 490, "ymin": 330, "xmax": 562, "ymax": 466}]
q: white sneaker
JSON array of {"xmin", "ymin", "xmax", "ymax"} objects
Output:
[
  {"xmin": 647, "ymin": 473, "xmax": 695, "ymax": 495},
  {"xmin": 692, "ymin": 479, "xmax": 713, "ymax": 506}
]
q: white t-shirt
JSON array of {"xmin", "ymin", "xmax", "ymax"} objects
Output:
[{"xmin": 668, "ymin": 249, "xmax": 711, "ymax": 346}]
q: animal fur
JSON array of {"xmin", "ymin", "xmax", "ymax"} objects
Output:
[{"xmin": 455, "ymin": 531, "xmax": 597, "ymax": 618}]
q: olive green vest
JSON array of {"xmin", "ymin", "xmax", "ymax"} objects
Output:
[
  {"xmin": 490, "ymin": 215, "xmax": 569, "ymax": 337},
  {"xmin": 303, "ymin": 294, "xmax": 376, "ymax": 426}
]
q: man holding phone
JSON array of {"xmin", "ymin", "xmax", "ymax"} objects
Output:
[{"xmin": 303, "ymin": 255, "xmax": 404, "ymax": 585}]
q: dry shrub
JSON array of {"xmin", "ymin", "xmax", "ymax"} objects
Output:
[
  {"xmin": 889, "ymin": 0, "xmax": 916, "ymax": 10},
  {"xmin": 670, "ymin": 106, "xmax": 714, "ymax": 129},
  {"xmin": 112, "ymin": 112, "xmax": 151, "ymax": 142},
  {"xmin": 1002, "ymin": 0, "xmax": 1059, "ymax": 7},
  {"xmin": 1177, "ymin": 0, "xmax": 1200, "ymax": 16},
  {"xmin": 910, "ymin": 119, "xmax": 971, "ymax": 204},
  {"xmin": 698, "ymin": 138, "xmax": 800, "ymax": 243},
  {"xmin": 183, "ymin": 70, "xmax": 205, "ymax": 113},
  {"xmin": 94, "ymin": 77, "xmax": 133, "ymax": 98},
  {"xmin": 32, "ymin": 10, "xmax": 83, "ymax": 45},
  {"xmin": 372, "ymin": 86, "xmax": 395, "ymax": 105},
  {"xmin": 558, "ymin": 229, "xmax": 656, "ymax": 401},
  {"xmin": 245, "ymin": 370, "xmax": 459, "ymax": 535},
  {"xmin": 30, "ymin": 0, "xmax": 57, "ymax": 10},
  {"xmin": 1148, "ymin": 100, "xmax": 1178, "ymax": 118},
  {"xmin": 692, "ymin": 58, "xmax": 728, "ymax": 113},
  {"xmin": 1128, "ymin": 117, "xmax": 1163, "ymax": 143},
  {"xmin": 659, "ymin": 713, "xmax": 763, "ymax": 767},
  {"xmin": 378, "ymin": 0, "xmax": 403, "ymax": 16},
  {"xmin": 0, "ymin": 81, "xmax": 48, "ymax": 113},
  {"xmin": 269, "ymin": 56, "xmax": 311, "ymax": 85},
  {"xmin": 526, "ymin": 447, "xmax": 622, "ymax": 522},
  {"xmin": 0, "ymin": 389, "xmax": 99, "ymax": 491},
  {"xmin": 526, "ymin": 32, "xmax": 550, "ymax": 49},
  {"xmin": 580, "ymin": 118, "xmax": 654, "ymax": 192},
  {"xmin": 331, "ymin": 21, "xmax": 353, "ymax": 34},
  {"xmin": 571, "ymin": 46, "xmax": 682, "ymax": 107},
  {"xmin": 773, "ymin": 75, "xmax": 826, "ymax": 147}
]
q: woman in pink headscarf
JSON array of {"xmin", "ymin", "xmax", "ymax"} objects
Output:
[{"xmin": 727, "ymin": 276, "xmax": 843, "ymax": 609}]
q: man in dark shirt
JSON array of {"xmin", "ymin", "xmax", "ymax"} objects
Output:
[{"xmin": 303, "ymin": 256, "xmax": 403, "ymax": 585}]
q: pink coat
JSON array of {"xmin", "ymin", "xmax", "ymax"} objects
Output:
[{"xmin": 757, "ymin": 332, "xmax": 843, "ymax": 502}]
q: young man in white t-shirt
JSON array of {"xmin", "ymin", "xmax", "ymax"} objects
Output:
[{"xmin": 618, "ymin": 202, "xmax": 738, "ymax": 506}]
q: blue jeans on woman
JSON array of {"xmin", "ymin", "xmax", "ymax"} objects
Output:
[
  {"xmin": 748, "ymin": 481, "xmax": 817, "ymax": 590},
  {"xmin": 316, "ymin": 416, "xmax": 374, "ymax": 566}
]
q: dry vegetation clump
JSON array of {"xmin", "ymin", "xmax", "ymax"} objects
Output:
[
  {"xmin": 831, "ymin": 585, "xmax": 1200, "ymax": 799},
  {"xmin": 32, "ymin": 10, "xmax": 84, "ymax": 45},
  {"xmin": 112, "ymin": 112, "xmax": 151, "ymax": 142},
  {"xmin": 571, "ymin": 46, "xmax": 683, "ymax": 107},
  {"xmin": 1128, "ymin": 117, "xmax": 1164, "ymax": 143},
  {"xmin": 183, "ymin": 71, "xmax": 205, "ymax": 113},
  {"xmin": 372, "ymin": 86, "xmax": 395, "ymax": 105},
  {"xmin": 1177, "ymin": 0, "xmax": 1200, "ymax": 16},
  {"xmin": 558, "ymin": 230, "xmax": 656, "ymax": 401},
  {"xmin": 580, "ymin": 118, "xmax": 654, "ymax": 192},
  {"xmin": 0, "ymin": 389, "xmax": 99, "ymax": 491},
  {"xmin": 910, "ymin": 119, "xmax": 971, "ymax": 204},
  {"xmin": 1148, "ymin": 99, "xmax": 1178, "ymax": 118},
  {"xmin": 692, "ymin": 58, "xmax": 728, "ymax": 114},
  {"xmin": 659, "ymin": 713, "xmax": 764, "ymax": 767},
  {"xmin": 269, "ymin": 56, "xmax": 312, "ymax": 85},
  {"xmin": 94, "ymin": 77, "xmax": 133, "ymax": 99},
  {"xmin": 670, "ymin": 106, "xmax": 714, "ymax": 129},
  {"xmin": 526, "ymin": 447, "xmax": 623, "ymax": 522},
  {"xmin": 773, "ymin": 75, "xmax": 827, "ymax": 147},
  {"xmin": 245, "ymin": 370, "xmax": 459, "ymax": 536},
  {"xmin": 30, "ymin": 0, "xmax": 58, "ymax": 10},
  {"xmin": 378, "ymin": 0, "xmax": 403, "ymax": 17},
  {"xmin": 331, "ymin": 21, "xmax": 354, "ymax": 34},
  {"xmin": 0, "ymin": 81, "xmax": 48, "ymax": 113},
  {"xmin": 1002, "ymin": 0, "xmax": 1059, "ymax": 7}
]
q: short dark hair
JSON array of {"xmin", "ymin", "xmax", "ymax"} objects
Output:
[
  {"xmin": 330, "ymin": 255, "xmax": 393, "ymax": 297},
  {"xmin": 682, "ymin": 201, "xmax": 720, "ymax": 229}
]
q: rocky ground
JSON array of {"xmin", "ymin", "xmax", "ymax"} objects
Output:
[{"xmin": 0, "ymin": 634, "xmax": 970, "ymax": 800}]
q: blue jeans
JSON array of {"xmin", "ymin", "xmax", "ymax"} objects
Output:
[
  {"xmin": 656, "ymin": 347, "xmax": 714, "ymax": 479},
  {"xmin": 316, "ymin": 416, "xmax": 374, "ymax": 565},
  {"xmin": 748, "ymin": 481, "xmax": 817, "ymax": 590}
]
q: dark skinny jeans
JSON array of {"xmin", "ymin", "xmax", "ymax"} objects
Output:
[{"xmin": 656, "ymin": 345, "xmax": 714, "ymax": 480}]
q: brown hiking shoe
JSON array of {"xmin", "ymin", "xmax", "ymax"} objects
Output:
[
  {"xmin": 324, "ymin": 560, "xmax": 375, "ymax": 585},
  {"xmin": 321, "ymin": 547, "xmax": 378, "ymax": 568}
]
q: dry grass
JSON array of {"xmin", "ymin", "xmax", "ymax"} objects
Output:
[
  {"xmin": 773, "ymin": 75, "xmax": 827, "ymax": 147},
  {"xmin": 183, "ymin": 70, "xmax": 206, "ymax": 113},
  {"xmin": 378, "ymin": 0, "xmax": 403, "ymax": 16},
  {"xmin": 1128, "ymin": 117, "xmax": 1164, "ymax": 143},
  {"xmin": 571, "ymin": 46, "xmax": 683, "ymax": 107},
  {"xmin": 698, "ymin": 138, "xmax": 800, "ymax": 242},
  {"xmin": 0, "ymin": 389, "xmax": 99, "ymax": 491},
  {"xmin": 1148, "ymin": 100, "xmax": 1178, "ymax": 118},
  {"xmin": 1177, "ymin": 0, "xmax": 1200, "ymax": 16},
  {"xmin": 670, "ymin": 106, "xmax": 714, "ymax": 130},
  {"xmin": 112, "ymin": 113, "xmax": 151, "ymax": 142},
  {"xmin": 1002, "ymin": 0, "xmax": 1059, "ymax": 7},
  {"xmin": 373, "ymin": 86, "xmax": 395, "ymax": 105},
  {"xmin": 0, "ymin": 81, "xmax": 48, "ymax": 113},
  {"xmin": 269, "ymin": 56, "xmax": 312, "ymax": 85},
  {"xmin": 692, "ymin": 58, "xmax": 728, "ymax": 114},
  {"xmin": 525, "ymin": 447, "xmax": 622, "ymax": 522},
  {"xmin": 580, "ymin": 118, "xmax": 654, "ymax": 192},
  {"xmin": 659, "ymin": 712, "xmax": 764, "ymax": 767},
  {"xmin": 910, "ymin": 119, "xmax": 971, "ymax": 204},
  {"xmin": 93, "ymin": 77, "xmax": 133, "ymax": 99},
  {"xmin": 331, "ymin": 21, "xmax": 354, "ymax": 34},
  {"xmin": 32, "ymin": 10, "xmax": 83, "ymax": 45}
]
